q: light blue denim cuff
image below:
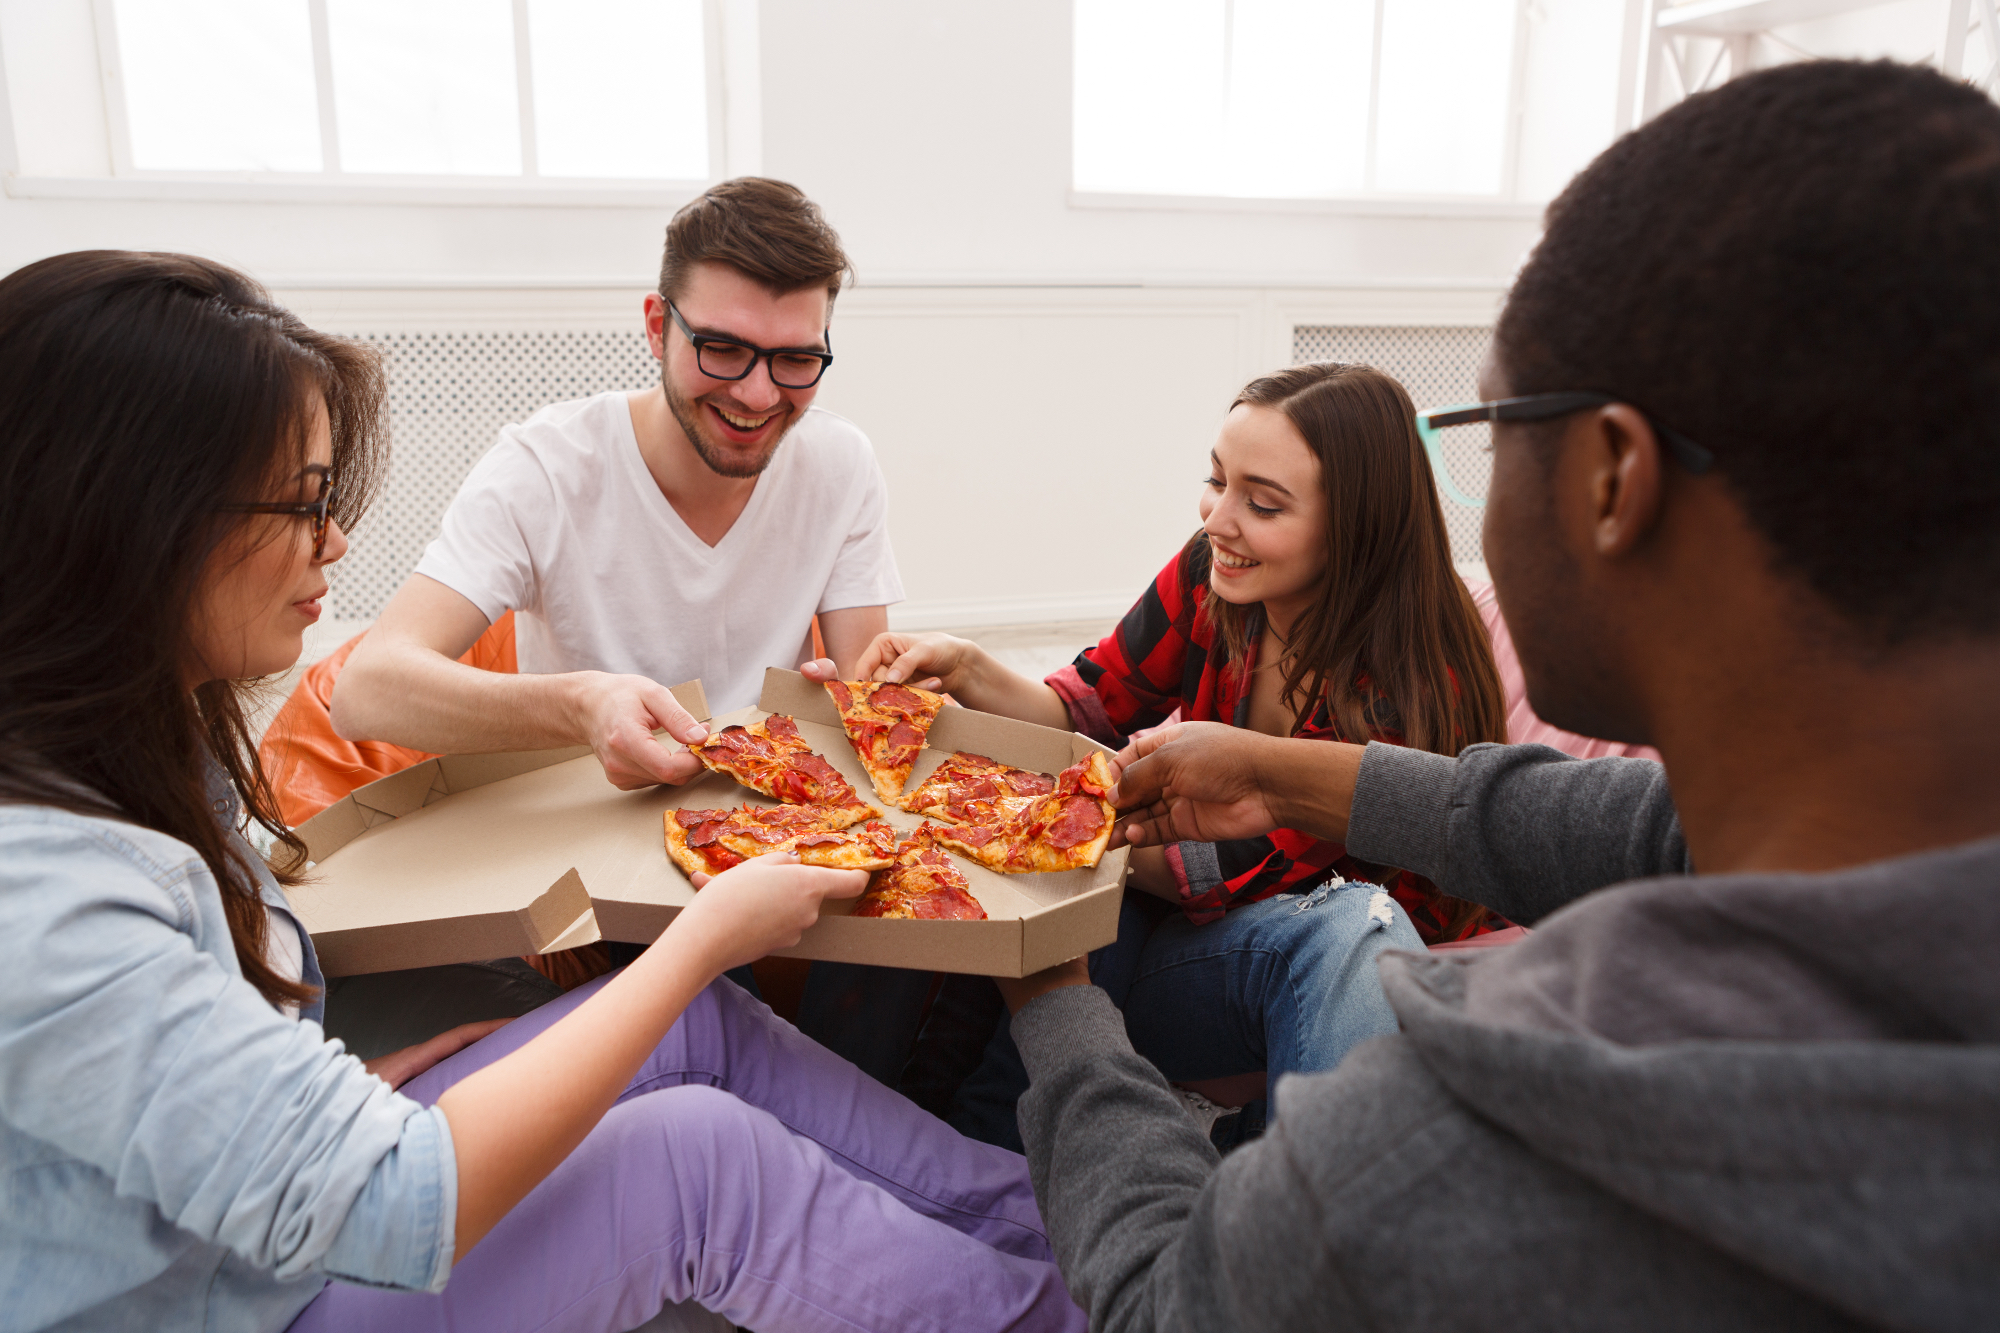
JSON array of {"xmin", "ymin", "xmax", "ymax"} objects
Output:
[{"xmin": 319, "ymin": 1104, "xmax": 458, "ymax": 1293}]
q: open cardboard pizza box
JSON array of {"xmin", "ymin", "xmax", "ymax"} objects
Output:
[{"xmin": 291, "ymin": 669, "xmax": 1129, "ymax": 978}]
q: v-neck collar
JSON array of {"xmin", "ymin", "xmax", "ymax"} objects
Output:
[{"xmin": 617, "ymin": 393, "xmax": 774, "ymax": 560}]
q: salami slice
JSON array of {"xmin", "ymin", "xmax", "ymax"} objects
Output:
[
  {"xmin": 1044, "ymin": 794, "xmax": 1107, "ymax": 849},
  {"xmin": 869, "ymin": 683, "xmax": 928, "ymax": 714},
  {"xmin": 1003, "ymin": 770, "xmax": 1056, "ymax": 796}
]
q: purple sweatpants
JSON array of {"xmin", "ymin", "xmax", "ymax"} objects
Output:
[{"xmin": 289, "ymin": 973, "xmax": 1086, "ymax": 1333}]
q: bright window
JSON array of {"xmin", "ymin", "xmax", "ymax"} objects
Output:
[
  {"xmin": 106, "ymin": 0, "xmax": 710, "ymax": 183},
  {"xmin": 1073, "ymin": 0, "xmax": 1625, "ymax": 202}
]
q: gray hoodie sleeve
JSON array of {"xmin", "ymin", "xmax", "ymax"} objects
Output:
[
  {"xmin": 1013, "ymin": 984, "xmax": 1364, "ymax": 1332},
  {"xmin": 1345, "ymin": 741, "xmax": 1690, "ymax": 924}
]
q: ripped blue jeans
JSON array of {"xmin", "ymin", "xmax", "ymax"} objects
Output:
[
  {"xmin": 1120, "ymin": 877, "xmax": 1422, "ymax": 1088},
  {"xmin": 947, "ymin": 878, "xmax": 1422, "ymax": 1152}
]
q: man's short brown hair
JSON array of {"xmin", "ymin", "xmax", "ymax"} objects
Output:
[{"xmin": 658, "ymin": 177, "xmax": 852, "ymax": 305}]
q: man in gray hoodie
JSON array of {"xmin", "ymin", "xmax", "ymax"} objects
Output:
[{"xmin": 999, "ymin": 59, "xmax": 2000, "ymax": 1332}]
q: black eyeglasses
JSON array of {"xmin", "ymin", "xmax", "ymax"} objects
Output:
[
  {"xmin": 1416, "ymin": 392, "xmax": 1714, "ymax": 507},
  {"xmin": 223, "ymin": 465, "xmax": 335, "ymax": 559},
  {"xmin": 666, "ymin": 300, "xmax": 834, "ymax": 389}
]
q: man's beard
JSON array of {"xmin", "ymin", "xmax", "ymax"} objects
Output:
[{"xmin": 663, "ymin": 373, "xmax": 793, "ymax": 480}]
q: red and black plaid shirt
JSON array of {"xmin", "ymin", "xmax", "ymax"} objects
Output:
[{"xmin": 1045, "ymin": 542, "xmax": 1498, "ymax": 945}]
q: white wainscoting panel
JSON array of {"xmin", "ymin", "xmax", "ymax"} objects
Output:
[
  {"xmin": 1292, "ymin": 324, "xmax": 1493, "ymax": 565},
  {"xmin": 324, "ymin": 328, "xmax": 659, "ymax": 624}
]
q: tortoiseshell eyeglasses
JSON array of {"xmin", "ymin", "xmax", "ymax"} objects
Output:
[{"xmin": 222, "ymin": 464, "xmax": 335, "ymax": 559}]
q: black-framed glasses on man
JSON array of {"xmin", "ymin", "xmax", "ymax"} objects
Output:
[
  {"xmin": 1414, "ymin": 391, "xmax": 1715, "ymax": 508},
  {"xmin": 665, "ymin": 300, "xmax": 834, "ymax": 389},
  {"xmin": 222, "ymin": 464, "xmax": 335, "ymax": 560}
]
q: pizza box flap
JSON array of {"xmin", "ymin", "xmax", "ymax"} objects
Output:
[{"xmin": 290, "ymin": 681, "xmax": 706, "ymax": 976}]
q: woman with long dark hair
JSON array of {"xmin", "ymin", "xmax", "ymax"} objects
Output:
[
  {"xmin": 0, "ymin": 250, "xmax": 1085, "ymax": 1333},
  {"xmin": 860, "ymin": 362, "xmax": 1507, "ymax": 1145}
]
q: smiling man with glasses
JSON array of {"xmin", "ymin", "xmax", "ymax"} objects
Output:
[{"xmin": 337, "ymin": 176, "xmax": 899, "ymax": 775}]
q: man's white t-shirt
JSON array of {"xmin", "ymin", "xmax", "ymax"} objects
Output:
[{"xmin": 415, "ymin": 392, "xmax": 904, "ymax": 715}]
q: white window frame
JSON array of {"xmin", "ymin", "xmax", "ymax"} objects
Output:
[
  {"xmin": 1069, "ymin": 0, "xmax": 1630, "ymax": 221},
  {"xmin": 7, "ymin": 0, "xmax": 759, "ymax": 206}
]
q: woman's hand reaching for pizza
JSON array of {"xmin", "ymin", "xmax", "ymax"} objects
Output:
[
  {"xmin": 675, "ymin": 854, "xmax": 869, "ymax": 977},
  {"xmin": 849, "ymin": 631, "xmax": 1076, "ymax": 730},
  {"xmin": 852, "ymin": 631, "xmax": 970, "ymax": 692},
  {"xmin": 1110, "ymin": 722, "xmax": 1367, "ymax": 848}
]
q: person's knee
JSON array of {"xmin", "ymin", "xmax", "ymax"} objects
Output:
[
  {"xmin": 1256, "ymin": 880, "xmax": 1421, "ymax": 961},
  {"xmin": 595, "ymin": 1083, "xmax": 773, "ymax": 1200}
]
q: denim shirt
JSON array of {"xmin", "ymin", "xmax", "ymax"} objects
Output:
[{"xmin": 0, "ymin": 776, "xmax": 456, "ymax": 1333}]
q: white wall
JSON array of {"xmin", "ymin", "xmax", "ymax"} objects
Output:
[{"xmin": 0, "ymin": 0, "xmax": 1539, "ymax": 628}]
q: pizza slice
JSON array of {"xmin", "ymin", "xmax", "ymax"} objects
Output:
[
  {"xmin": 853, "ymin": 829, "xmax": 988, "ymax": 920},
  {"xmin": 824, "ymin": 680, "xmax": 947, "ymax": 804},
  {"xmin": 689, "ymin": 713, "xmax": 878, "ymax": 823},
  {"xmin": 900, "ymin": 751, "xmax": 1055, "ymax": 823},
  {"xmin": 664, "ymin": 804, "xmax": 899, "ymax": 879},
  {"xmin": 922, "ymin": 750, "xmax": 1117, "ymax": 874}
]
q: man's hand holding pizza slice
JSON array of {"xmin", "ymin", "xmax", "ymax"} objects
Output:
[{"xmin": 1109, "ymin": 721, "xmax": 1367, "ymax": 850}]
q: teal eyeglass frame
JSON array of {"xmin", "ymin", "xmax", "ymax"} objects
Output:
[{"xmin": 1414, "ymin": 391, "xmax": 1715, "ymax": 508}]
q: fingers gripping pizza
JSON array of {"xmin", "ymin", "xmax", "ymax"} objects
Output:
[
  {"xmin": 824, "ymin": 680, "xmax": 946, "ymax": 804},
  {"xmin": 689, "ymin": 713, "xmax": 879, "ymax": 824},
  {"xmin": 853, "ymin": 830, "xmax": 988, "ymax": 920},
  {"xmin": 900, "ymin": 751, "xmax": 1055, "ymax": 823},
  {"xmin": 664, "ymin": 805, "xmax": 899, "ymax": 878},
  {"xmin": 922, "ymin": 750, "xmax": 1117, "ymax": 875}
]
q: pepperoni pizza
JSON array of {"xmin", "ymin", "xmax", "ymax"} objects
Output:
[
  {"xmin": 853, "ymin": 829, "xmax": 988, "ymax": 920},
  {"xmin": 689, "ymin": 713, "xmax": 879, "ymax": 824},
  {"xmin": 921, "ymin": 751, "xmax": 1117, "ymax": 874},
  {"xmin": 824, "ymin": 680, "xmax": 946, "ymax": 804},
  {"xmin": 664, "ymin": 805, "xmax": 900, "ymax": 879},
  {"xmin": 900, "ymin": 751, "xmax": 1055, "ymax": 823}
]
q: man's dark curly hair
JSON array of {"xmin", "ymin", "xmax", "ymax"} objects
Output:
[{"xmin": 1495, "ymin": 59, "xmax": 2000, "ymax": 644}]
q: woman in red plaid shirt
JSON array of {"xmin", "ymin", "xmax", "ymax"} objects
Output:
[{"xmin": 859, "ymin": 362, "xmax": 1507, "ymax": 1147}]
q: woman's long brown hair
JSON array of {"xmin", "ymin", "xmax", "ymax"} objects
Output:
[
  {"xmin": 1200, "ymin": 362, "xmax": 1505, "ymax": 758},
  {"xmin": 0, "ymin": 252, "xmax": 388, "ymax": 1006}
]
